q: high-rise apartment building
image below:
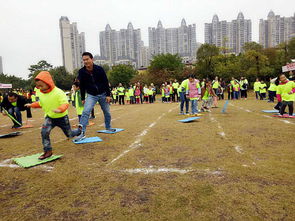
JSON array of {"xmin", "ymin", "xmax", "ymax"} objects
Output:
[
  {"xmin": 259, "ymin": 11, "xmax": 295, "ymax": 48},
  {"xmin": 205, "ymin": 12, "xmax": 252, "ymax": 54},
  {"xmin": 59, "ymin": 16, "xmax": 85, "ymax": 73},
  {"xmin": 99, "ymin": 23, "xmax": 143, "ymax": 67},
  {"xmin": 148, "ymin": 19, "xmax": 197, "ymax": 58}
]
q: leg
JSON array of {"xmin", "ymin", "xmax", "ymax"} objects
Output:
[
  {"xmin": 179, "ymin": 92, "xmax": 185, "ymax": 113},
  {"xmin": 79, "ymin": 94, "xmax": 99, "ymax": 133},
  {"xmin": 41, "ymin": 117, "xmax": 55, "ymax": 152},
  {"xmin": 57, "ymin": 115, "xmax": 80, "ymax": 138},
  {"xmin": 98, "ymin": 94, "xmax": 112, "ymax": 130},
  {"xmin": 280, "ymin": 101, "xmax": 287, "ymax": 115},
  {"xmin": 185, "ymin": 97, "xmax": 189, "ymax": 113},
  {"xmin": 288, "ymin": 101, "xmax": 294, "ymax": 116}
]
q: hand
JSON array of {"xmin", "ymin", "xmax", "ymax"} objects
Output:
[
  {"xmin": 82, "ymin": 100, "xmax": 85, "ymax": 105},
  {"xmin": 2, "ymin": 112, "xmax": 7, "ymax": 116},
  {"xmin": 53, "ymin": 109, "xmax": 62, "ymax": 113},
  {"xmin": 106, "ymin": 96, "xmax": 112, "ymax": 103},
  {"xmin": 288, "ymin": 91, "xmax": 293, "ymax": 95},
  {"xmin": 25, "ymin": 103, "xmax": 31, "ymax": 108}
]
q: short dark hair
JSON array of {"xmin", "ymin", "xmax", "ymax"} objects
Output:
[
  {"xmin": 73, "ymin": 81, "xmax": 80, "ymax": 88},
  {"xmin": 82, "ymin": 52, "xmax": 93, "ymax": 59},
  {"xmin": 8, "ymin": 92, "xmax": 17, "ymax": 97}
]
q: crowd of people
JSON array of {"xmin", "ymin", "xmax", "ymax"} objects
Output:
[{"xmin": 1, "ymin": 50, "xmax": 294, "ymax": 160}]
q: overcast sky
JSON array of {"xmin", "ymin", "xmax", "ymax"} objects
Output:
[{"xmin": 0, "ymin": 0, "xmax": 294, "ymax": 78}]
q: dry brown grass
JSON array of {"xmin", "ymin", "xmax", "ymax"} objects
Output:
[{"xmin": 0, "ymin": 94, "xmax": 294, "ymax": 220}]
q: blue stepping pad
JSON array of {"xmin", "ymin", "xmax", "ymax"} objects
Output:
[
  {"xmin": 178, "ymin": 117, "xmax": 200, "ymax": 123},
  {"xmin": 73, "ymin": 137, "xmax": 103, "ymax": 144},
  {"xmin": 262, "ymin": 110, "xmax": 279, "ymax": 113},
  {"xmin": 97, "ymin": 128, "xmax": 124, "ymax": 134}
]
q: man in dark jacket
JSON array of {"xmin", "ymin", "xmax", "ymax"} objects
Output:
[
  {"xmin": 0, "ymin": 92, "xmax": 32, "ymax": 128},
  {"xmin": 73, "ymin": 52, "xmax": 115, "ymax": 141}
]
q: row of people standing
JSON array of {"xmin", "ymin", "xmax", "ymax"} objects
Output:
[{"xmin": 111, "ymin": 82, "xmax": 156, "ymax": 105}]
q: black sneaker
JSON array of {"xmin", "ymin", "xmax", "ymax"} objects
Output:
[{"xmin": 106, "ymin": 128, "xmax": 116, "ymax": 132}]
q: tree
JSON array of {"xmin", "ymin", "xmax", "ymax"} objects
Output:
[
  {"xmin": 241, "ymin": 50, "xmax": 274, "ymax": 81},
  {"xmin": 196, "ymin": 44, "xmax": 219, "ymax": 78},
  {"xmin": 28, "ymin": 60, "xmax": 53, "ymax": 78},
  {"xmin": 0, "ymin": 73, "xmax": 30, "ymax": 89},
  {"xmin": 287, "ymin": 37, "xmax": 295, "ymax": 60},
  {"xmin": 49, "ymin": 66, "xmax": 74, "ymax": 90},
  {"xmin": 101, "ymin": 64, "xmax": 111, "ymax": 73},
  {"xmin": 108, "ymin": 64, "xmax": 137, "ymax": 86},
  {"xmin": 243, "ymin": 42, "xmax": 263, "ymax": 52},
  {"xmin": 148, "ymin": 53, "xmax": 184, "ymax": 85}
]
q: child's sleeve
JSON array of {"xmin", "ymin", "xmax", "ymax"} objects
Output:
[
  {"xmin": 30, "ymin": 102, "xmax": 41, "ymax": 108},
  {"xmin": 56, "ymin": 91, "xmax": 69, "ymax": 113}
]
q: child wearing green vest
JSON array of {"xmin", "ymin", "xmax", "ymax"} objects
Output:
[
  {"xmin": 72, "ymin": 82, "xmax": 84, "ymax": 121},
  {"xmin": 125, "ymin": 89, "xmax": 130, "ymax": 104},
  {"xmin": 111, "ymin": 88, "xmax": 117, "ymax": 104},
  {"xmin": 25, "ymin": 71, "xmax": 81, "ymax": 160},
  {"xmin": 259, "ymin": 80, "xmax": 267, "ymax": 100},
  {"xmin": 268, "ymin": 78, "xmax": 277, "ymax": 103},
  {"xmin": 253, "ymin": 78, "xmax": 261, "ymax": 100}
]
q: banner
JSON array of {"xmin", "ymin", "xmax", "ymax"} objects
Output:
[
  {"xmin": 0, "ymin": 83, "xmax": 12, "ymax": 88},
  {"xmin": 282, "ymin": 62, "xmax": 295, "ymax": 72}
]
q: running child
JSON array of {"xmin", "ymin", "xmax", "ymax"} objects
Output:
[{"xmin": 25, "ymin": 71, "xmax": 81, "ymax": 160}]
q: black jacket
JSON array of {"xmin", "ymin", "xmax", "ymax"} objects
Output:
[
  {"xmin": 0, "ymin": 95, "xmax": 32, "ymax": 118},
  {"xmin": 77, "ymin": 65, "xmax": 111, "ymax": 100}
]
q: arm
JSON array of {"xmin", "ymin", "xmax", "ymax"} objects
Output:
[
  {"xmin": 99, "ymin": 66, "xmax": 111, "ymax": 97},
  {"xmin": 53, "ymin": 92, "xmax": 69, "ymax": 113},
  {"xmin": 77, "ymin": 70, "xmax": 86, "ymax": 101}
]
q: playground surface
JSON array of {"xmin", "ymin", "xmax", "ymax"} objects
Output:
[{"xmin": 0, "ymin": 96, "xmax": 294, "ymax": 220}]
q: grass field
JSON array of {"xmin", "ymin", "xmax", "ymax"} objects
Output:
[{"xmin": 0, "ymin": 94, "xmax": 294, "ymax": 221}]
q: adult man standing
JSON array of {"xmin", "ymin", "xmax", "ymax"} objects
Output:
[
  {"xmin": 74, "ymin": 52, "xmax": 115, "ymax": 142},
  {"xmin": 0, "ymin": 92, "xmax": 32, "ymax": 128}
]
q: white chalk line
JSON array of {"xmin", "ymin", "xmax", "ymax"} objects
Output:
[
  {"xmin": 230, "ymin": 103, "xmax": 295, "ymax": 125},
  {"xmin": 113, "ymin": 166, "xmax": 223, "ymax": 175},
  {"xmin": 0, "ymin": 158, "xmax": 53, "ymax": 171},
  {"xmin": 108, "ymin": 106, "xmax": 178, "ymax": 166},
  {"xmin": 209, "ymin": 113, "xmax": 250, "ymax": 167}
]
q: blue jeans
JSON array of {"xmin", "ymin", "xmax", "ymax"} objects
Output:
[
  {"xmin": 191, "ymin": 100, "xmax": 198, "ymax": 114},
  {"xmin": 80, "ymin": 93, "xmax": 111, "ymax": 133},
  {"xmin": 234, "ymin": 91, "xmax": 239, "ymax": 100},
  {"xmin": 179, "ymin": 92, "xmax": 189, "ymax": 113},
  {"xmin": 8, "ymin": 107, "xmax": 22, "ymax": 126}
]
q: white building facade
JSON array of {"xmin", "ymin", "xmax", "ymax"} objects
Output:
[
  {"xmin": 59, "ymin": 16, "xmax": 85, "ymax": 73},
  {"xmin": 259, "ymin": 11, "xmax": 295, "ymax": 48}
]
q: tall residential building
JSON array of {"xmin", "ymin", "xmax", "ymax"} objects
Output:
[
  {"xmin": 59, "ymin": 16, "xmax": 85, "ymax": 73},
  {"xmin": 148, "ymin": 19, "xmax": 197, "ymax": 58},
  {"xmin": 0, "ymin": 56, "xmax": 3, "ymax": 74},
  {"xmin": 205, "ymin": 12, "xmax": 252, "ymax": 54},
  {"xmin": 259, "ymin": 11, "xmax": 295, "ymax": 48},
  {"xmin": 99, "ymin": 23, "xmax": 142, "ymax": 67}
]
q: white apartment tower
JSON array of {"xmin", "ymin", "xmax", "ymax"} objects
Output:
[
  {"xmin": 259, "ymin": 11, "xmax": 295, "ymax": 48},
  {"xmin": 148, "ymin": 19, "xmax": 197, "ymax": 58},
  {"xmin": 205, "ymin": 12, "xmax": 252, "ymax": 54},
  {"xmin": 59, "ymin": 16, "xmax": 85, "ymax": 73},
  {"xmin": 99, "ymin": 23, "xmax": 142, "ymax": 67}
]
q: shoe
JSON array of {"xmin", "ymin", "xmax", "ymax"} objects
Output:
[
  {"xmin": 73, "ymin": 132, "xmax": 86, "ymax": 142},
  {"xmin": 179, "ymin": 112, "xmax": 184, "ymax": 115},
  {"xmin": 11, "ymin": 125, "xmax": 22, "ymax": 129},
  {"xmin": 38, "ymin": 151, "xmax": 53, "ymax": 160},
  {"xmin": 106, "ymin": 128, "xmax": 116, "ymax": 132}
]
